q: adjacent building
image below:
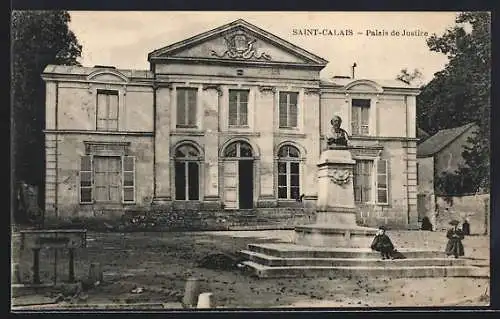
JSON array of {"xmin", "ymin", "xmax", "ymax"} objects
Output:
[
  {"xmin": 416, "ymin": 122, "xmax": 478, "ymax": 220},
  {"xmin": 42, "ymin": 19, "xmax": 420, "ymax": 228}
]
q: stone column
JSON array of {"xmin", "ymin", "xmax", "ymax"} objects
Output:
[
  {"xmin": 153, "ymin": 83, "xmax": 172, "ymax": 204},
  {"xmin": 304, "ymin": 88, "xmax": 321, "ymax": 202},
  {"xmin": 202, "ymin": 85, "xmax": 222, "ymax": 208},
  {"xmin": 257, "ymin": 86, "xmax": 276, "ymax": 204}
]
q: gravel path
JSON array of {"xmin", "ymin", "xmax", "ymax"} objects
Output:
[{"xmin": 11, "ymin": 229, "xmax": 490, "ymax": 309}]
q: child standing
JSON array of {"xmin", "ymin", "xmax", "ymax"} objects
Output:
[
  {"xmin": 445, "ymin": 220, "xmax": 465, "ymax": 258},
  {"xmin": 370, "ymin": 226, "xmax": 395, "ymax": 260}
]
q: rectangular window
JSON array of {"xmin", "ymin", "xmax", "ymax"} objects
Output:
[
  {"xmin": 96, "ymin": 90, "xmax": 119, "ymax": 131},
  {"xmin": 353, "ymin": 160, "xmax": 373, "ymax": 203},
  {"xmin": 175, "ymin": 161, "xmax": 199, "ymax": 200},
  {"xmin": 277, "ymin": 161, "xmax": 300, "ymax": 199},
  {"xmin": 122, "ymin": 156, "xmax": 135, "ymax": 203},
  {"xmin": 351, "ymin": 99, "xmax": 370, "ymax": 136},
  {"xmin": 176, "ymin": 88, "xmax": 197, "ymax": 127},
  {"xmin": 80, "ymin": 155, "xmax": 93, "ymax": 203},
  {"xmin": 94, "ymin": 156, "xmax": 121, "ymax": 203},
  {"xmin": 377, "ymin": 159, "xmax": 389, "ymax": 204},
  {"xmin": 279, "ymin": 92, "xmax": 298, "ymax": 128},
  {"xmin": 228, "ymin": 90, "xmax": 249, "ymax": 127}
]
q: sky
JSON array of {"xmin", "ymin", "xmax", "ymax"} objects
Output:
[{"xmin": 68, "ymin": 11, "xmax": 458, "ymax": 84}]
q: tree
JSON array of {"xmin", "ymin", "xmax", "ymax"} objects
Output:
[
  {"xmin": 11, "ymin": 11, "xmax": 82, "ymax": 223},
  {"xmin": 417, "ymin": 12, "xmax": 490, "ymax": 192},
  {"xmin": 396, "ymin": 68, "xmax": 424, "ymax": 87}
]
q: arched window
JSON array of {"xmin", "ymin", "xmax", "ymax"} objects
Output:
[
  {"xmin": 174, "ymin": 144, "xmax": 201, "ymax": 200},
  {"xmin": 277, "ymin": 145, "xmax": 300, "ymax": 200},
  {"xmin": 223, "ymin": 141, "xmax": 253, "ymax": 158}
]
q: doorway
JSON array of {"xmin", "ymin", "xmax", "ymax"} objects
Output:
[
  {"xmin": 238, "ymin": 160, "xmax": 254, "ymax": 209},
  {"xmin": 222, "ymin": 141, "xmax": 255, "ymax": 210}
]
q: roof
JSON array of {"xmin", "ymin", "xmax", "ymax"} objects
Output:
[
  {"xmin": 42, "ymin": 65, "xmax": 153, "ymax": 79},
  {"xmin": 320, "ymin": 77, "xmax": 418, "ymax": 89},
  {"xmin": 148, "ymin": 19, "xmax": 328, "ymax": 66},
  {"xmin": 417, "ymin": 127, "xmax": 431, "ymax": 142},
  {"xmin": 417, "ymin": 123, "xmax": 476, "ymax": 158}
]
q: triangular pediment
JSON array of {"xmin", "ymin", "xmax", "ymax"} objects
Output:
[{"xmin": 148, "ymin": 19, "xmax": 328, "ymax": 67}]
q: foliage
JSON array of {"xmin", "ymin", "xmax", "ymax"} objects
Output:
[
  {"xmin": 11, "ymin": 11, "xmax": 82, "ymax": 219},
  {"xmin": 417, "ymin": 12, "xmax": 490, "ymax": 192},
  {"xmin": 396, "ymin": 68, "xmax": 424, "ymax": 87},
  {"xmin": 435, "ymin": 171, "xmax": 477, "ymax": 196}
]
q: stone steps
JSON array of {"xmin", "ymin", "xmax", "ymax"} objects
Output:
[
  {"xmin": 247, "ymin": 243, "xmax": 444, "ymax": 259},
  {"xmin": 240, "ymin": 250, "xmax": 467, "ymax": 267},
  {"xmin": 240, "ymin": 243, "xmax": 489, "ymax": 279},
  {"xmin": 241, "ymin": 260, "xmax": 489, "ymax": 279}
]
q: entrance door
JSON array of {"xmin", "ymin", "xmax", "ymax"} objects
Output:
[
  {"xmin": 223, "ymin": 161, "xmax": 238, "ymax": 209},
  {"xmin": 238, "ymin": 160, "xmax": 254, "ymax": 209}
]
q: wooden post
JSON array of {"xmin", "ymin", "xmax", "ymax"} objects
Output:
[
  {"xmin": 484, "ymin": 197, "xmax": 489, "ymax": 235},
  {"xmin": 54, "ymin": 249, "xmax": 58, "ymax": 285},
  {"xmin": 88, "ymin": 262, "xmax": 103, "ymax": 284},
  {"xmin": 68, "ymin": 248, "xmax": 75, "ymax": 282},
  {"xmin": 182, "ymin": 277, "xmax": 200, "ymax": 308},
  {"xmin": 32, "ymin": 249, "xmax": 40, "ymax": 284}
]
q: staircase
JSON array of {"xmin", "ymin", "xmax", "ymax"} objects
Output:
[{"xmin": 240, "ymin": 243, "xmax": 489, "ymax": 279}]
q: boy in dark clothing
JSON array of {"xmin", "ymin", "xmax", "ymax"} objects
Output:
[{"xmin": 370, "ymin": 226, "xmax": 395, "ymax": 260}]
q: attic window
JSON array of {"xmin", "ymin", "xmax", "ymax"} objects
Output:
[{"xmin": 236, "ymin": 69, "xmax": 244, "ymax": 76}]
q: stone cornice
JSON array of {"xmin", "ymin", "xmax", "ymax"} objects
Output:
[
  {"xmin": 202, "ymin": 84, "xmax": 223, "ymax": 96},
  {"xmin": 153, "ymin": 81, "xmax": 172, "ymax": 90},
  {"xmin": 304, "ymin": 88, "xmax": 321, "ymax": 95},
  {"xmin": 258, "ymin": 85, "xmax": 276, "ymax": 93}
]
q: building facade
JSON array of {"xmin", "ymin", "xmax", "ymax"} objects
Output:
[{"xmin": 42, "ymin": 19, "xmax": 420, "ymax": 228}]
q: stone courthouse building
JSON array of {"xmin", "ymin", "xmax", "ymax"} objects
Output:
[{"xmin": 41, "ymin": 19, "xmax": 420, "ymax": 228}]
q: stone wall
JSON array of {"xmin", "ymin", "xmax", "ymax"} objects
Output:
[{"xmin": 435, "ymin": 194, "xmax": 489, "ymax": 235}]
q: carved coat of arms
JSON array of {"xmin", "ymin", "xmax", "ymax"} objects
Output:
[
  {"xmin": 211, "ymin": 31, "xmax": 271, "ymax": 61},
  {"xmin": 330, "ymin": 169, "xmax": 351, "ymax": 185}
]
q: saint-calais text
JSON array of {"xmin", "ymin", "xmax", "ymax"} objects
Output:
[{"xmin": 292, "ymin": 29, "xmax": 354, "ymax": 36}]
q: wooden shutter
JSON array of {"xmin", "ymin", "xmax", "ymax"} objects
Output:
[
  {"xmin": 228, "ymin": 90, "xmax": 238, "ymax": 126},
  {"xmin": 80, "ymin": 155, "xmax": 93, "ymax": 203},
  {"xmin": 289, "ymin": 93, "xmax": 298, "ymax": 128},
  {"xmin": 351, "ymin": 106, "xmax": 359, "ymax": 135},
  {"xmin": 279, "ymin": 92, "xmax": 288, "ymax": 127},
  {"xmin": 187, "ymin": 89, "xmax": 197, "ymax": 126},
  {"xmin": 122, "ymin": 156, "xmax": 135, "ymax": 203},
  {"xmin": 177, "ymin": 89, "xmax": 186, "ymax": 126},
  {"xmin": 239, "ymin": 90, "xmax": 249, "ymax": 126},
  {"xmin": 376, "ymin": 159, "xmax": 389, "ymax": 204}
]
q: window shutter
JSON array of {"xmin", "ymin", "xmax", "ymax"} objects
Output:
[
  {"xmin": 228, "ymin": 91, "xmax": 238, "ymax": 126},
  {"xmin": 279, "ymin": 92, "xmax": 288, "ymax": 127},
  {"xmin": 122, "ymin": 156, "xmax": 135, "ymax": 203},
  {"xmin": 351, "ymin": 106, "xmax": 359, "ymax": 135},
  {"xmin": 376, "ymin": 159, "xmax": 389, "ymax": 204},
  {"xmin": 177, "ymin": 89, "xmax": 186, "ymax": 126},
  {"xmin": 80, "ymin": 155, "xmax": 93, "ymax": 203},
  {"xmin": 187, "ymin": 89, "xmax": 197, "ymax": 126}
]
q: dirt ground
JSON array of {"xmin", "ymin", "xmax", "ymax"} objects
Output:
[{"xmin": 11, "ymin": 229, "xmax": 490, "ymax": 309}]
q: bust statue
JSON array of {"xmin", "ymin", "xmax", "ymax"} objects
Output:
[{"xmin": 325, "ymin": 115, "xmax": 349, "ymax": 149}]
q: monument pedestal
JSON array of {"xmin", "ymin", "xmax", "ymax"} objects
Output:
[{"xmin": 293, "ymin": 148, "xmax": 377, "ymax": 248}]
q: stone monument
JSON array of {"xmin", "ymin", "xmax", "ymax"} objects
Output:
[{"xmin": 294, "ymin": 116, "xmax": 378, "ymax": 247}]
